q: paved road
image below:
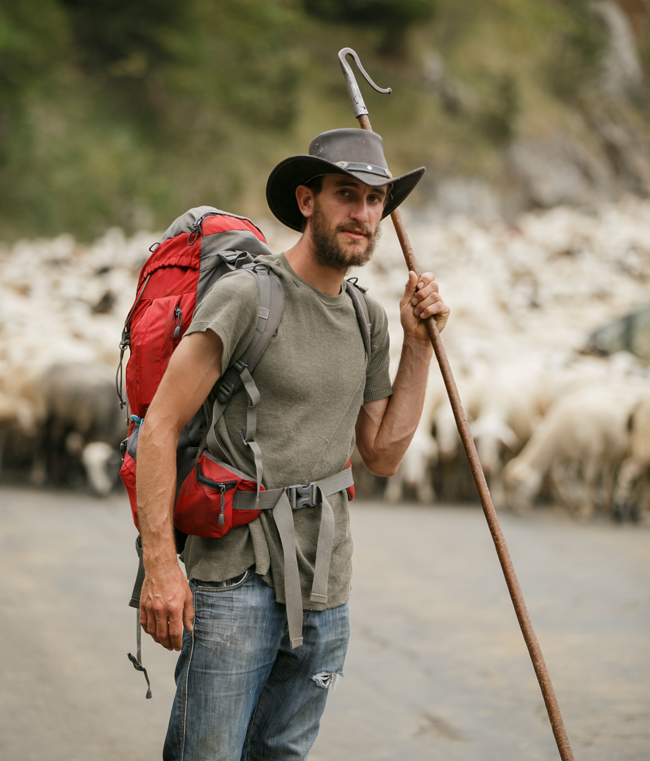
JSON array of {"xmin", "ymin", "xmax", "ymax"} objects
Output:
[{"xmin": 0, "ymin": 486, "xmax": 648, "ymax": 760}]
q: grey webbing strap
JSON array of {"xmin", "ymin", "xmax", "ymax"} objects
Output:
[
  {"xmin": 307, "ymin": 468, "xmax": 353, "ymax": 605},
  {"xmin": 127, "ymin": 536, "xmax": 152, "ymax": 698},
  {"xmin": 272, "ymin": 490, "xmax": 304, "ymax": 648},
  {"xmin": 309, "ymin": 487, "xmax": 335, "ymax": 605},
  {"xmin": 233, "ymin": 466, "xmax": 353, "ymax": 643},
  {"xmin": 129, "ymin": 535, "xmax": 145, "ymax": 608},
  {"xmin": 232, "ymin": 466, "xmax": 354, "ymax": 510},
  {"xmin": 239, "ymin": 367, "xmax": 263, "ymax": 506},
  {"xmin": 128, "ymin": 609, "xmax": 152, "ymax": 699},
  {"xmin": 243, "ymin": 269, "xmax": 284, "ymax": 370},
  {"xmin": 345, "ymin": 280, "xmax": 372, "ymax": 360},
  {"xmin": 206, "ymin": 267, "xmax": 283, "ymax": 459}
]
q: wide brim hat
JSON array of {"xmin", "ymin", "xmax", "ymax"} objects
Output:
[{"xmin": 266, "ymin": 128, "xmax": 425, "ymax": 232}]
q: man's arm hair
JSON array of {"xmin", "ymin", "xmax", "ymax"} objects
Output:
[
  {"xmin": 136, "ymin": 330, "xmax": 222, "ymax": 651},
  {"xmin": 355, "ymin": 270, "xmax": 447, "ymax": 477}
]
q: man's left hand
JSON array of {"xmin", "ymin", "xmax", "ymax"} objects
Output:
[{"xmin": 400, "ymin": 270, "xmax": 450, "ymax": 341}]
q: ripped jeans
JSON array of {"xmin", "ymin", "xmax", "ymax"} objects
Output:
[{"xmin": 163, "ymin": 571, "xmax": 349, "ymax": 761}]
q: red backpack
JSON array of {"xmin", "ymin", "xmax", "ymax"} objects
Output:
[{"xmin": 116, "ymin": 206, "xmax": 284, "ymax": 542}]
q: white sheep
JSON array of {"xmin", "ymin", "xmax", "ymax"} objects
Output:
[
  {"xmin": 613, "ymin": 395, "xmax": 650, "ymax": 521},
  {"xmin": 503, "ymin": 383, "xmax": 648, "ymax": 517},
  {"xmin": 28, "ymin": 361, "xmax": 127, "ymax": 494},
  {"xmin": 384, "ymin": 419, "xmax": 438, "ymax": 504}
]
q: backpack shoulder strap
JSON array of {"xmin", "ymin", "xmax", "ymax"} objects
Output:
[
  {"xmin": 345, "ymin": 278, "xmax": 372, "ymax": 362},
  {"xmin": 206, "ymin": 266, "xmax": 284, "ymax": 476}
]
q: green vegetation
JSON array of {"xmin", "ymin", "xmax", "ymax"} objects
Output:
[{"xmin": 0, "ymin": 0, "xmax": 648, "ymax": 241}]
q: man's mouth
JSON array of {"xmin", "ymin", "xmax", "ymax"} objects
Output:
[{"xmin": 339, "ymin": 227, "xmax": 370, "ymax": 242}]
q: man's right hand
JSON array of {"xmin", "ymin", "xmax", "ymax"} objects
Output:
[{"xmin": 140, "ymin": 562, "xmax": 194, "ymax": 651}]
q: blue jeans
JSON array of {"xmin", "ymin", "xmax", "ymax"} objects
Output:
[{"xmin": 163, "ymin": 571, "xmax": 350, "ymax": 761}]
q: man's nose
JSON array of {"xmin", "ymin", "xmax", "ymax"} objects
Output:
[{"xmin": 350, "ymin": 197, "xmax": 371, "ymax": 222}]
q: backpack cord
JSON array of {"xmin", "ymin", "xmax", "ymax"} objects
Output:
[
  {"xmin": 127, "ymin": 536, "xmax": 152, "ymax": 698},
  {"xmin": 127, "ymin": 610, "xmax": 152, "ymax": 700}
]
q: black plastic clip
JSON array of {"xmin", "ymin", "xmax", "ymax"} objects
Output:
[{"xmin": 288, "ymin": 483, "xmax": 318, "ymax": 510}]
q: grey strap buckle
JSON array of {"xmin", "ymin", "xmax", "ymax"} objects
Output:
[
  {"xmin": 288, "ymin": 483, "xmax": 319, "ymax": 510},
  {"xmin": 216, "ymin": 359, "xmax": 249, "ymax": 404}
]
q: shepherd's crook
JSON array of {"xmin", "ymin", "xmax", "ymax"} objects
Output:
[{"xmin": 338, "ymin": 47, "xmax": 575, "ymax": 761}]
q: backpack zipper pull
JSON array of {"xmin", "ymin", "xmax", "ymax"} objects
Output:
[
  {"xmin": 173, "ymin": 306, "xmax": 183, "ymax": 339},
  {"xmin": 218, "ymin": 483, "xmax": 227, "ymax": 526}
]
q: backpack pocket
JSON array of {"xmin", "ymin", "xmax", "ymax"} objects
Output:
[
  {"xmin": 127, "ymin": 293, "xmax": 193, "ymax": 416},
  {"xmin": 174, "ymin": 452, "xmax": 264, "ymax": 538}
]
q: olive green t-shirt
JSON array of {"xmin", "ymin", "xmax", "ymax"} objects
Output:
[{"xmin": 181, "ymin": 252, "xmax": 392, "ymax": 610}]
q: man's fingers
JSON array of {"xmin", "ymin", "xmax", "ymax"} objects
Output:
[
  {"xmin": 168, "ymin": 609, "xmax": 185, "ymax": 651},
  {"xmin": 138, "ymin": 568, "xmax": 194, "ymax": 650},
  {"xmin": 141, "ymin": 602, "xmax": 156, "ymax": 637},
  {"xmin": 418, "ymin": 298, "xmax": 445, "ymax": 319},
  {"xmin": 403, "ymin": 271, "xmax": 418, "ymax": 299},
  {"xmin": 157, "ymin": 601, "xmax": 185, "ymax": 650},
  {"xmin": 183, "ymin": 591, "xmax": 195, "ymax": 634},
  {"xmin": 427, "ymin": 301, "xmax": 451, "ymax": 331},
  {"xmin": 411, "ymin": 284, "xmax": 439, "ymax": 309},
  {"xmin": 154, "ymin": 608, "xmax": 168, "ymax": 646},
  {"xmin": 415, "ymin": 287, "xmax": 445, "ymax": 310}
]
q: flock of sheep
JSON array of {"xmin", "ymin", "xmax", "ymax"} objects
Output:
[{"xmin": 2, "ymin": 196, "xmax": 650, "ymax": 520}]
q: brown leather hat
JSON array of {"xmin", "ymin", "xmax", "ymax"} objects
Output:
[{"xmin": 266, "ymin": 128, "xmax": 425, "ymax": 232}]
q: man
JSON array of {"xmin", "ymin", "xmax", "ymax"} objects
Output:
[{"xmin": 136, "ymin": 128, "xmax": 450, "ymax": 760}]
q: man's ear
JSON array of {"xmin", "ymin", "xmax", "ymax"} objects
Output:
[{"xmin": 295, "ymin": 185, "xmax": 315, "ymax": 220}]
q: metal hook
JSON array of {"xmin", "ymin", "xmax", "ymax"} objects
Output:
[{"xmin": 338, "ymin": 47, "xmax": 391, "ymax": 119}]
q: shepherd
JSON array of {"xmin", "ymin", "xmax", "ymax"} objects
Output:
[{"xmin": 136, "ymin": 127, "xmax": 450, "ymax": 760}]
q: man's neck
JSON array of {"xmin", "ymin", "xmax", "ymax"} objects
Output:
[{"xmin": 284, "ymin": 235, "xmax": 345, "ymax": 297}]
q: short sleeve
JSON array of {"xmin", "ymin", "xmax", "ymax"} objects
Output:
[
  {"xmin": 185, "ymin": 269, "xmax": 260, "ymax": 369},
  {"xmin": 362, "ymin": 294, "xmax": 392, "ymax": 404}
]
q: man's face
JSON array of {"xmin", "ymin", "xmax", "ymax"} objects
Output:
[{"xmin": 305, "ymin": 174, "xmax": 387, "ymax": 271}]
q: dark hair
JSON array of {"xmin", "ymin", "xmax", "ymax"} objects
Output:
[{"xmin": 300, "ymin": 175, "xmax": 324, "ymax": 232}]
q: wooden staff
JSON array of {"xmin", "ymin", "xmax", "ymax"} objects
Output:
[{"xmin": 338, "ymin": 47, "xmax": 575, "ymax": 761}]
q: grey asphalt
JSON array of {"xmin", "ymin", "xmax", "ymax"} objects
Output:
[{"xmin": 0, "ymin": 486, "xmax": 648, "ymax": 760}]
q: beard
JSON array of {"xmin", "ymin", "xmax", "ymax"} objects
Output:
[{"xmin": 309, "ymin": 199, "xmax": 382, "ymax": 272}]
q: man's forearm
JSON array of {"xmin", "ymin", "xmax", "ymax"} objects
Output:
[
  {"xmin": 361, "ymin": 337, "xmax": 433, "ymax": 475},
  {"xmin": 136, "ymin": 420, "xmax": 180, "ymax": 569}
]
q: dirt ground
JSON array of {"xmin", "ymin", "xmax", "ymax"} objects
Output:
[{"xmin": 0, "ymin": 486, "xmax": 648, "ymax": 760}]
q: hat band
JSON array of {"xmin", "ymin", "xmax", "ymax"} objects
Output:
[{"xmin": 333, "ymin": 161, "xmax": 392, "ymax": 179}]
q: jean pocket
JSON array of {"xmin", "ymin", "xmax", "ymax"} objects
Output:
[{"xmin": 191, "ymin": 570, "xmax": 250, "ymax": 593}]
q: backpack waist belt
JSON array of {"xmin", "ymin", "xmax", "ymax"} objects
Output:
[{"xmin": 234, "ymin": 466, "xmax": 354, "ymax": 649}]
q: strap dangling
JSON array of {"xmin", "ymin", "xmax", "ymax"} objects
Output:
[
  {"xmin": 272, "ymin": 491, "xmax": 304, "ymax": 649},
  {"xmin": 309, "ymin": 488, "xmax": 335, "ymax": 605},
  {"xmin": 127, "ymin": 610, "xmax": 152, "ymax": 699}
]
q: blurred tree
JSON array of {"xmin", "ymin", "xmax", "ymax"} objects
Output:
[
  {"xmin": 302, "ymin": 0, "xmax": 436, "ymax": 57},
  {"xmin": 545, "ymin": 0, "xmax": 607, "ymax": 101},
  {"xmin": 0, "ymin": 1, "xmax": 71, "ymax": 105},
  {"xmin": 476, "ymin": 73, "xmax": 520, "ymax": 144},
  {"xmin": 186, "ymin": 0, "xmax": 301, "ymax": 130},
  {"xmin": 59, "ymin": 0, "xmax": 187, "ymax": 72}
]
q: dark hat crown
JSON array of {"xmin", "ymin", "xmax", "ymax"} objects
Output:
[{"xmin": 308, "ymin": 129, "xmax": 392, "ymax": 180}]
